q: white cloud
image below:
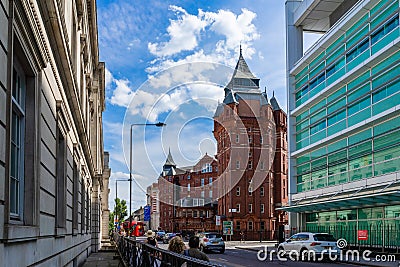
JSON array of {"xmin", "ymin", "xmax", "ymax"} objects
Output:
[
  {"xmin": 109, "ymin": 79, "xmax": 135, "ymax": 107},
  {"xmin": 148, "ymin": 5, "xmax": 208, "ymax": 57}
]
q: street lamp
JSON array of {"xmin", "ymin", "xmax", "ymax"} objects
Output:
[
  {"xmin": 129, "ymin": 122, "xmax": 166, "ymax": 237},
  {"xmin": 115, "ymin": 179, "xmax": 129, "ymax": 228}
]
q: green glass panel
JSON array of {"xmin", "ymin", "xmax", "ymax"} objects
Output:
[
  {"xmin": 312, "ymin": 177, "xmax": 326, "ymax": 190},
  {"xmin": 328, "ymin": 109, "xmax": 346, "ymax": 126},
  {"xmin": 328, "ymin": 149, "xmax": 347, "ymax": 165},
  {"xmin": 295, "ymin": 65, "xmax": 309, "ymax": 81},
  {"xmin": 326, "ymin": 44, "xmax": 345, "ymax": 65},
  {"xmin": 358, "ymin": 207, "xmax": 384, "ymax": 220},
  {"xmin": 306, "ymin": 213, "xmax": 318, "ymax": 222},
  {"xmin": 346, "ymin": 49, "xmax": 370, "ymax": 72},
  {"xmin": 374, "ymin": 157, "xmax": 400, "ymax": 176},
  {"xmin": 372, "ymin": 29, "xmax": 400, "ymax": 55},
  {"xmin": 348, "ymin": 140, "xmax": 372, "ymax": 159},
  {"xmin": 312, "ymin": 168, "xmax": 327, "ymax": 179},
  {"xmin": 327, "ymin": 119, "xmax": 346, "ymax": 136},
  {"xmin": 348, "ymin": 96, "xmax": 370, "ymax": 114},
  {"xmin": 347, "ymin": 25, "xmax": 369, "ymax": 49},
  {"xmin": 297, "ymin": 163, "xmax": 310, "ymax": 174},
  {"xmin": 327, "ymin": 138, "xmax": 347, "ymax": 153},
  {"xmin": 349, "ymin": 165, "xmax": 373, "ymax": 181},
  {"xmin": 297, "ymin": 153, "xmax": 310, "ymax": 165},
  {"xmin": 296, "ymin": 119, "xmax": 309, "ymax": 132},
  {"xmin": 296, "ymin": 110, "xmax": 309, "ymax": 122},
  {"xmin": 348, "ymin": 83, "xmax": 370, "ymax": 103},
  {"xmin": 310, "ymin": 62, "xmax": 325, "ymax": 79},
  {"xmin": 349, "ymin": 128, "xmax": 372, "ymax": 146},
  {"xmin": 348, "ymin": 70, "xmax": 370, "ymax": 91},
  {"xmin": 337, "ymin": 210, "xmax": 357, "ymax": 220},
  {"xmin": 348, "ymin": 107, "xmax": 371, "ymax": 127},
  {"xmin": 297, "ymin": 173, "xmax": 311, "ymax": 182},
  {"xmin": 370, "ymin": 1, "xmax": 398, "ymax": 30},
  {"xmin": 326, "ymin": 67, "xmax": 346, "ymax": 86},
  {"xmin": 373, "ymin": 116, "xmax": 400, "ymax": 136},
  {"xmin": 310, "ymin": 99, "xmax": 327, "ymax": 114},
  {"xmin": 328, "ymin": 96, "xmax": 346, "ymax": 114},
  {"xmin": 327, "ymin": 87, "xmax": 346, "ymax": 103},
  {"xmin": 310, "ymin": 130, "xmax": 326, "ymax": 144},
  {"xmin": 311, "ymin": 156, "xmax": 327, "ymax": 170},
  {"xmin": 370, "ymin": 0, "xmax": 395, "ymax": 17},
  {"xmin": 309, "ymin": 51, "xmax": 325, "ymax": 70},
  {"xmin": 372, "ymin": 50, "xmax": 400, "ymax": 76},
  {"xmin": 296, "ymin": 138, "xmax": 310, "ymax": 149},
  {"xmin": 374, "ymin": 145, "xmax": 400, "ymax": 163},
  {"xmin": 309, "ymin": 82, "xmax": 326, "ymax": 98},
  {"xmin": 295, "ymin": 75, "xmax": 309, "ymax": 90},
  {"xmin": 327, "ymin": 34, "xmax": 345, "ymax": 55},
  {"xmin": 372, "ymin": 79, "xmax": 400, "ymax": 103},
  {"xmin": 349, "ymin": 154, "xmax": 372, "ymax": 170},
  {"xmin": 374, "ymin": 129, "xmax": 400, "ymax": 150},
  {"xmin": 385, "ymin": 205, "xmax": 400, "ymax": 218},
  {"xmin": 311, "ymin": 147, "xmax": 326, "ymax": 159},
  {"xmin": 372, "ymin": 65, "xmax": 400, "ymax": 89},
  {"xmin": 372, "ymin": 92, "xmax": 400, "ymax": 116},
  {"xmin": 296, "ymin": 129, "xmax": 309, "ymax": 142},
  {"xmin": 346, "ymin": 13, "xmax": 369, "ymax": 38},
  {"xmin": 310, "ymin": 109, "xmax": 326, "ymax": 124}
]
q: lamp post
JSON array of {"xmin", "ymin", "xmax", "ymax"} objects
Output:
[
  {"xmin": 146, "ymin": 193, "xmax": 152, "ymax": 230},
  {"xmin": 115, "ymin": 179, "xmax": 129, "ymax": 229},
  {"xmin": 129, "ymin": 122, "xmax": 166, "ymax": 237}
]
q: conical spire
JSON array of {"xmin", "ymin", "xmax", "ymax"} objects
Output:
[
  {"xmin": 164, "ymin": 148, "xmax": 176, "ymax": 166},
  {"xmin": 232, "ymin": 48, "xmax": 257, "ymax": 79},
  {"xmin": 270, "ymin": 91, "xmax": 281, "ymax": 111}
]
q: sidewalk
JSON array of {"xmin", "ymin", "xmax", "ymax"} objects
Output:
[
  {"xmin": 233, "ymin": 244, "xmax": 400, "ymax": 267},
  {"xmin": 82, "ymin": 239, "xmax": 122, "ymax": 267}
]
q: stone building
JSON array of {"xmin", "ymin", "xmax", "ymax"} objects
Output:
[
  {"xmin": 0, "ymin": 0, "xmax": 109, "ymax": 266},
  {"xmin": 158, "ymin": 151, "xmax": 218, "ymax": 233},
  {"xmin": 213, "ymin": 49, "xmax": 288, "ymax": 240},
  {"xmin": 146, "ymin": 182, "xmax": 160, "ymax": 230}
]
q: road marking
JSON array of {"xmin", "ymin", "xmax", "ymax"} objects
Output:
[{"xmin": 218, "ymin": 258, "xmax": 228, "ymax": 261}]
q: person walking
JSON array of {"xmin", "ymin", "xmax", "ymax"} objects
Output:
[{"xmin": 145, "ymin": 230, "xmax": 158, "ymax": 247}]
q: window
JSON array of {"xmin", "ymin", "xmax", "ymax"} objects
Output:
[
  {"xmin": 261, "ymin": 221, "xmax": 265, "ymax": 230},
  {"xmin": 346, "ymin": 38, "xmax": 369, "ymax": 63},
  {"xmin": 193, "ymin": 211, "xmax": 198, "ymax": 217},
  {"xmin": 236, "ymin": 221, "xmax": 241, "ymax": 230},
  {"xmin": 73, "ymin": 160, "xmax": 79, "ymax": 230},
  {"xmin": 371, "ymin": 16, "xmax": 399, "ymax": 45},
  {"xmin": 56, "ymin": 123, "xmax": 67, "ymax": 228},
  {"xmin": 236, "ymin": 161, "xmax": 240, "ymax": 169},
  {"xmin": 209, "ymin": 190, "xmax": 213, "ymax": 198},
  {"xmin": 261, "ymin": 204, "xmax": 265, "ymax": 213},
  {"xmin": 249, "ymin": 203, "xmax": 253, "ymax": 213},
  {"xmin": 201, "ymin": 191, "xmax": 204, "ymax": 198},
  {"xmin": 201, "ymin": 178, "xmax": 205, "ymax": 187},
  {"xmin": 248, "ymin": 135, "xmax": 252, "ymax": 143},
  {"xmin": 81, "ymin": 173, "xmax": 86, "ymax": 232},
  {"xmin": 10, "ymin": 62, "xmax": 26, "ymax": 219},
  {"xmin": 248, "ymin": 221, "xmax": 253, "ymax": 230},
  {"xmin": 187, "ymin": 174, "xmax": 191, "ymax": 180},
  {"xmin": 187, "ymin": 184, "xmax": 190, "ymax": 191},
  {"xmin": 209, "ymin": 177, "xmax": 212, "ymax": 185},
  {"xmin": 236, "ymin": 187, "xmax": 240, "ymax": 196},
  {"xmin": 260, "ymin": 135, "xmax": 263, "ymax": 144},
  {"xmin": 202, "ymin": 163, "xmax": 212, "ymax": 173},
  {"xmin": 199, "ymin": 199, "xmax": 204, "ymax": 206},
  {"xmin": 249, "ymin": 189, "xmax": 252, "ymax": 196},
  {"xmin": 248, "ymin": 127, "xmax": 252, "ymax": 132},
  {"xmin": 249, "ymin": 151, "xmax": 252, "ymax": 157},
  {"xmin": 248, "ymin": 161, "xmax": 253, "ymax": 169},
  {"xmin": 260, "ymin": 161, "xmax": 265, "ymax": 170},
  {"xmin": 236, "ymin": 134, "xmax": 239, "ymax": 143},
  {"xmin": 236, "ymin": 204, "xmax": 240, "ymax": 212}
]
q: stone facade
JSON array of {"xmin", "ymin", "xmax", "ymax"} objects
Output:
[
  {"xmin": 0, "ymin": 0, "xmax": 108, "ymax": 266},
  {"xmin": 213, "ymin": 50, "xmax": 288, "ymax": 240}
]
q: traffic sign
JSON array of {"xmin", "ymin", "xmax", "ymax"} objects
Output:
[{"xmin": 223, "ymin": 221, "xmax": 233, "ymax": 235}]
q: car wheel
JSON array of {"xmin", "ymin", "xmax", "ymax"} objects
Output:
[
  {"xmin": 300, "ymin": 248, "xmax": 309, "ymax": 261},
  {"xmin": 219, "ymin": 248, "xmax": 225, "ymax": 254}
]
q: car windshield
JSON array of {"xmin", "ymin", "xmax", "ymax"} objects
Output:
[
  {"xmin": 313, "ymin": 234, "xmax": 336, "ymax": 241},
  {"xmin": 206, "ymin": 234, "xmax": 222, "ymax": 239}
]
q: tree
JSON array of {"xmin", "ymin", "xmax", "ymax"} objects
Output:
[{"xmin": 114, "ymin": 197, "xmax": 128, "ymax": 223}]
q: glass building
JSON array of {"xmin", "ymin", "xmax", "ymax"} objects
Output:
[{"xmin": 285, "ymin": 0, "xmax": 400, "ymax": 247}]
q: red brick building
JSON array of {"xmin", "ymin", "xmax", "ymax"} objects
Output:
[
  {"xmin": 158, "ymin": 150, "xmax": 219, "ymax": 233},
  {"xmin": 213, "ymin": 49, "xmax": 288, "ymax": 240}
]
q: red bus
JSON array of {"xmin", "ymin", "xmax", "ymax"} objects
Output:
[{"xmin": 122, "ymin": 221, "xmax": 145, "ymax": 237}]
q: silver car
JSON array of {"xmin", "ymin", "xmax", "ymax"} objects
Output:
[
  {"xmin": 197, "ymin": 232, "xmax": 225, "ymax": 253},
  {"xmin": 277, "ymin": 232, "xmax": 340, "ymax": 261}
]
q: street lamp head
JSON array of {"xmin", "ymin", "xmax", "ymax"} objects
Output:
[{"xmin": 155, "ymin": 122, "xmax": 166, "ymax": 127}]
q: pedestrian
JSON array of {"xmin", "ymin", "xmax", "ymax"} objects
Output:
[
  {"xmin": 240, "ymin": 231, "xmax": 244, "ymax": 243},
  {"xmin": 184, "ymin": 236, "xmax": 209, "ymax": 262},
  {"xmin": 168, "ymin": 236, "xmax": 186, "ymax": 254},
  {"xmin": 145, "ymin": 230, "xmax": 158, "ymax": 247}
]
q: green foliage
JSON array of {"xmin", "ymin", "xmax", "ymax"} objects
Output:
[{"xmin": 114, "ymin": 197, "xmax": 128, "ymax": 223}]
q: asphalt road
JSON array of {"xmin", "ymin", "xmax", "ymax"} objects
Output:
[{"xmin": 157, "ymin": 242, "xmax": 354, "ymax": 267}]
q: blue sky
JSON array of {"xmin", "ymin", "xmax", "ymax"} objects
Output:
[{"xmin": 97, "ymin": 0, "xmax": 320, "ymax": 212}]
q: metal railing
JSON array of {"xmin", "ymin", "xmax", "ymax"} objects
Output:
[{"xmin": 113, "ymin": 233, "xmax": 222, "ymax": 267}]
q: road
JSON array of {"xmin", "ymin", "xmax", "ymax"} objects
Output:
[{"xmin": 156, "ymin": 241, "xmax": 355, "ymax": 267}]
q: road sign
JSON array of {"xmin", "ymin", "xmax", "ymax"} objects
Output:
[
  {"xmin": 358, "ymin": 230, "xmax": 368, "ymax": 240},
  {"xmin": 144, "ymin": 205, "xmax": 151, "ymax": 221},
  {"xmin": 216, "ymin": 215, "xmax": 221, "ymax": 226},
  {"xmin": 223, "ymin": 221, "xmax": 233, "ymax": 235}
]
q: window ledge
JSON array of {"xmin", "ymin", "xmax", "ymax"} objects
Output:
[{"xmin": 3, "ymin": 224, "xmax": 39, "ymax": 243}]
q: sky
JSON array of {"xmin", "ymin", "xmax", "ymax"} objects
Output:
[{"xmin": 97, "ymin": 0, "xmax": 320, "ymax": 215}]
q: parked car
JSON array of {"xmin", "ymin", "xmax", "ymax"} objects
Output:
[
  {"xmin": 156, "ymin": 230, "xmax": 166, "ymax": 241},
  {"xmin": 196, "ymin": 232, "xmax": 225, "ymax": 253},
  {"xmin": 162, "ymin": 233, "xmax": 177, "ymax": 244},
  {"xmin": 277, "ymin": 232, "xmax": 340, "ymax": 261}
]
